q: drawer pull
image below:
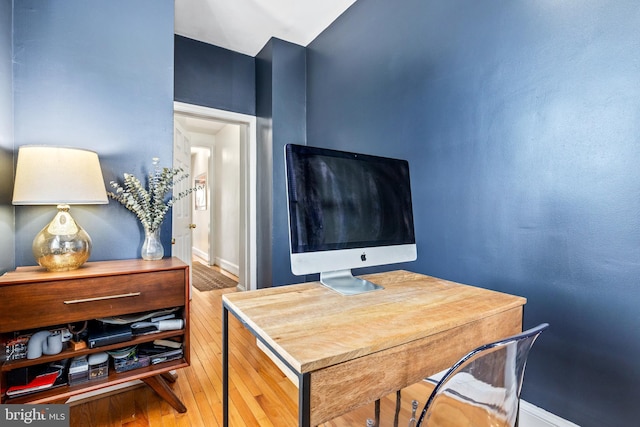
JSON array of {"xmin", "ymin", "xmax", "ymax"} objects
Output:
[{"xmin": 64, "ymin": 292, "xmax": 141, "ymax": 304}]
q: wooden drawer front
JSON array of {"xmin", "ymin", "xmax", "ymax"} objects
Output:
[{"xmin": 0, "ymin": 269, "xmax": 185, "ymax": 332}]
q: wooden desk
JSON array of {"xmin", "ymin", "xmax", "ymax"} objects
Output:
[{"xmin": 222, "ymin": 270, "xmax": 526, "ymax": 426}]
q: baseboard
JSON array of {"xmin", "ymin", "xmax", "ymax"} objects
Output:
[
  {"xmin": 192, "ymin": 247, "xmax": 209, "ymax": 262},
  {"xmin": 520, "ymin": 400, "xmax": 580, "ymax": 427},
  {"xmin": 192, "ymin": 249, "xmax": 240, "ymax": 277},
  {"xmin": 215, "ymin": 257, "xmax": 239, "ymax": 277}
]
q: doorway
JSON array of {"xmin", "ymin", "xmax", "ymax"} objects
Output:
[{"xmin": 173, "ymin": 102, "xmax": 257, "ymax": 291}]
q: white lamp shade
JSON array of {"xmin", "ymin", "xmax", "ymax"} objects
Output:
[{"xmin": 12, "ymin": 146, "xmax": 108, "ymax": 205}]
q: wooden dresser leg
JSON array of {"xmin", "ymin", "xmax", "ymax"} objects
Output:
[
  {"xmin": 161, "ymin": 371, "xmax": 178, "ymax": 383},
  {"xmin": 142, "ymin": 374, "xmax": 187, "ymax": 413}
]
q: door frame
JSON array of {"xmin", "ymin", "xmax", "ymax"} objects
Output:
[{"xmin": 173, "ymin": 101, "xmax": 257, "ymax": 291}]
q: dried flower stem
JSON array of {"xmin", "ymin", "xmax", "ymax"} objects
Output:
[{"xmin": 108, "ymin": 158, "xmax": 200, "ymax": 233}]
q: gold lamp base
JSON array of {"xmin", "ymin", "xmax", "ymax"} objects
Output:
[{"xmin": 32, "ymin": 205, "xmax": 92, "ymax": 272}]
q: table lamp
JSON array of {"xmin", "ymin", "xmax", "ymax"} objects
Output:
[{"xmin": 12, "ymin": 146, "xmax": 108, "ymax": 271}]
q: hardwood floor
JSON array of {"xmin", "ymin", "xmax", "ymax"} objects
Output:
[{"xmin": 69, "ymin": 287, "xmax": 432, "ymax": 426}]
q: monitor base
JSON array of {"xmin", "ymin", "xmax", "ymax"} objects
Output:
[{"xmin": 320, "ymin": 270, "xmax": 384, "ymax": 295}]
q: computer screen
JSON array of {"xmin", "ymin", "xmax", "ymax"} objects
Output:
[{"xmin": 285, "ymin": 144, "xmax": 417, "ymax": 295}]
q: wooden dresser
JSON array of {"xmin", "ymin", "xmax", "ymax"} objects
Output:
[{"xmin": 0, "ymin": 258, "xmax": 190, "ymax": 412}]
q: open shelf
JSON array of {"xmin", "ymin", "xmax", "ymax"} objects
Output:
[
  {"xmin": 3, "ymin": 357, "xmax": 188, "ymax": 405},
  {"xmin": 0, "ymin": 258, "xmax": 191, "ymax": 413},
  {"xmin": 1, "ymin": 330, "xmax": 185, "ymax": 372}
]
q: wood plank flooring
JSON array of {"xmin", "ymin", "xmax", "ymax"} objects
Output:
[{"xmin": 69, "ymin": 287, "xmax": 432, "ymax": 426}]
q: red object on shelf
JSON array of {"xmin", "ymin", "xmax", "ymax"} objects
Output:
[{"xmin": 6, "ymin": 371, "xmax": 59, "ymax": 396}]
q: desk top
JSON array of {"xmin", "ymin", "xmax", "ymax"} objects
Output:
[{"xmin": 223, "ymin": 270, "xmax": 526, "ymax": 374}]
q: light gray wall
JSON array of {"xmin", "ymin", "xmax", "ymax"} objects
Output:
[
  {"xmin": 213, "ymin": 124, "xmax": 240, "ymax": 275},
  {"xmin": 191, "ymin": 143, "xmax": 211, "ymax": 261}
]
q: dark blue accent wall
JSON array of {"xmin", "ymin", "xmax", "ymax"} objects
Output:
[
  {"xmin": 255, "ymin": 41, "xmax": 274, "ymax": 288},
  {"xmin": 256, "ymin": 38, "xmax": 307, "ymax": 287},
  {"xmin": 271, "ymin": 40, "xmax": 307, "ymax": 287},
  {"xmin": 0, "ymin": 0, "xmax": 13, "ymax": 274},
  {"xmin": 307, "ymin": 0, "xmax": 640, "ymax": 426},
  {"xmin": 12, "ymin": 0, "xmax": 175, "ymax": 266},
  {"xmin": 174, "ymin": 35, "xmax": 255, "ymax": 116}
]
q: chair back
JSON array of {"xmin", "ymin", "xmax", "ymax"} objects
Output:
[{"xmin": 416, "ymin": 323, "xmax": 549, "ymax": 427}]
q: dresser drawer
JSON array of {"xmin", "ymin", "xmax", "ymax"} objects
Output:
[{"xmin": 0, "ymin": 269, "xmax": 186, "ymax": 332}]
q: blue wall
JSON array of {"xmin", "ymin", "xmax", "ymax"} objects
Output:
[
  {"xmin": 255, "ymin": 41, "xmax": 274, "ymax": 288},
  {"xmin": 174, "ymin": 35, "xmax": 255, "ymax": 116},
  {"xmin": 174, "ymin": 35, "xmax": 303, "ymax": 288},
  {"xmin": 307, "ymin": 1, "xmax": 640, "ymax": 426},
  {"xmin": 11, "ymin": 0, "xmax": 175, "ymax": 266},
  {"xmin": 256, "ymin": 38, "xmax": 307, "ymax": 287},
  {"xmin": 4, "ymin": 1, "xmax": 638, "ymax": 423},
  {"xmin": 270, "ymin": 40, "xmax": 307, "ymax": 287},
  {"xmin": 0, "ymin": 0, "xmax": 13, "ymax": 274}
]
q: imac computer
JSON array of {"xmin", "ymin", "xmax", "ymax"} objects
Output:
[{"xmin": 284, "ymin": 144, "xmax": 417, "ymax": 295}]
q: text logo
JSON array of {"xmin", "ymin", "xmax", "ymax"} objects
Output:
[{"xmin": 1, "ymin": 405, "xmax": 69, "ymax": 426}]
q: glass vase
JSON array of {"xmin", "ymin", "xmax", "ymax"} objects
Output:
[{"xmin": 141, "ymin": 228, "xmax": 164, "ymax": 260}]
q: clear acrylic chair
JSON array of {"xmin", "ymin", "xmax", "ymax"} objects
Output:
[{"xmin": 364, "ymin": 323, "xmax": 548, "ymax": 427}]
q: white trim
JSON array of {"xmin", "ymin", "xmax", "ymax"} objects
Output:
[
  {"xmin": 192, "ymin": 246, "xmax": 209, "ymax": 263},
  {"xmin": 173, "ymin": 102, "xmax": 257, "ymax": 291},
  {"xmin": 215, "ymin": 256, "xmax": 240, "ymax": 277},
  {"xmin": 520, "ymin": 400, "xmax": 581, "ymax": 427}
]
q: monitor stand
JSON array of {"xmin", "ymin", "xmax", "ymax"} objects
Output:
[{"xmin": 320, "ymin": 270, "xmax": 384, "ymax": 296}]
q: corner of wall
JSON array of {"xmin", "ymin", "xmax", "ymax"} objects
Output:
[{"xmin": 0, "ymin": 0, "xmax": 15, "ymax": 274}]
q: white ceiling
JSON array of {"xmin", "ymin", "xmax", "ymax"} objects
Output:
[
  {"xmin": 174, "ymin": 0, "xmax": 357, "ymax": 57},
  {"xmin": 175, "ymin": 0, "xmax": 357, "ymax": 137}
]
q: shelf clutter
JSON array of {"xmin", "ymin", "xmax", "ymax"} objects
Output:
[
  {"xmin": 2, "ymin": 308, "xmax": 185, "ymax": 397},
  {"xmin": 0, "ymin": 258, "xmax": 190, "ymax": 412},
  {"xmin": 6, "ymin": 361, "xmax": 65, "ymax": 397}
]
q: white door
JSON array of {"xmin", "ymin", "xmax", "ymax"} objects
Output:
[{"xmin": 172, "ymin": 119, "xmax": 193, "ymax": 290}]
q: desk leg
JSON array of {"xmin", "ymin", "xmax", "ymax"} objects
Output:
[
  {"xmin": 299, "ymin": 372, "xmax": 311, "ymax": 427},
  {"xmin": 222, "ymin": 305, "xmax": 229, "ymax": 427}
]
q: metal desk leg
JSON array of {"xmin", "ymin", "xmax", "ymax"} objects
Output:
[
  {"xmin": 299, "ymin": 372, "xmax": 311, "ymax": 427},
  {"xmin": 222, "ymin": 305, "xmax": 229, "ymax": 426}
]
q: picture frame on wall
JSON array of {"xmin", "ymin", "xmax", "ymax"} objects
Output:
[{"xmin": 194, "ymin": 173, "xmax": 207, "ymax": 210}]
